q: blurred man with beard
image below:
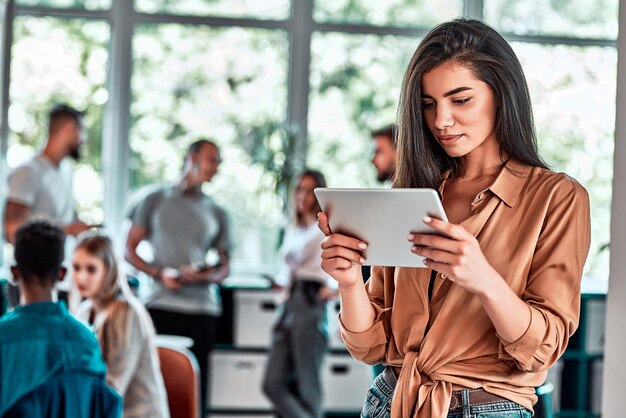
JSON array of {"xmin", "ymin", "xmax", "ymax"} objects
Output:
[
  {"xmin": 4, "ymin": 104, "xmax": 93, "ymax": 243},
  {"xmin": 371, "ymin": 124, "xmax": 398, "ymax": 183}
]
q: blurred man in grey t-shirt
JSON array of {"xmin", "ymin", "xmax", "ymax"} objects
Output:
[
  {"xmin": 125, "ymin": 139, "xmax": 231, "ymax": 411},
  {"xmin": 4, "ymin": 104, "xmax": 93, "ymax": 243}
]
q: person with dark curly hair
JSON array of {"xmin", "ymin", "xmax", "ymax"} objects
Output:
[{"xmin": 0, "ymin": 220, "xmax": 120, "ymax": 417}]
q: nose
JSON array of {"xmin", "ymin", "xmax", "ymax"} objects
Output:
[{"xmin": 434, "ymin": 104, "xmax": 454, "ymax": 131}]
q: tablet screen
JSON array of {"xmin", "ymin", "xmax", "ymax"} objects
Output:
[{"xmin": 314, "ymin": 188, "xmax": 447, "ymax": 268}]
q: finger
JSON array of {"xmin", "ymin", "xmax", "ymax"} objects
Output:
[
  {"xmin": 322, "ymin": 246, "xmax": 365, "ymax": 265},
  {"xmin": 422, "ymin": 216, "xmax": 469, "ymax": 240},
  {"xmin": 411, "ymin": 246, "xmax": 455, "ymax": 264},
  {"xmin": 422, "ymin": 258, "xmax": 453, "ymax": 279},
  {"xmin": 317, "ymin": 212, "xmax": 332, "ymax": 236},
  {"xmin": 321, "ymin": 233, "xmax": 367, "ymax": 252},
  {"xmin": 408, "ymin": 233, "xmax": 460, "ymax": 253},
  {"xmin": 322, "ymin": 257, "xmax": 353, "ymax": 271}
]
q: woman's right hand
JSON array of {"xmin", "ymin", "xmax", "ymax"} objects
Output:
[{"xmin": 318, "ymin": 212, "xmax": 367, "ymax": 288}]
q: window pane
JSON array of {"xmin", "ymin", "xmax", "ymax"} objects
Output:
[
  {"xmin": 513, "ymin": 43, "xmax": 616, "ymax": 278},
  {"xmin": 135, "ymin": 0, "xmax": 290, "ymax": 20},
  {"xmin": 308, "ymin": 32, "xmax": 417, "ymax": 187},
  {"xmin": 15, "ymin": 0, "xmax": 111, "ymax": 10},
  {"xmin": 313, "ymin": 0, "xmax": 461, "ymax": 27},
  {"xmin": 485, "ymin": 0, "xmax": 618, "ymax": 39},
  {"xmin": 131, "ymin": 24, "xmax": 289, "ymax": 271},
  {"xmin": 9, "ymin": 16, "xmax": 110, "ymax": 224}
]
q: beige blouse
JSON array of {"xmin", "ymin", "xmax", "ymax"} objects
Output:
[{"xmin": 339, "ymin": 160, "xmax": 591, "ymax": 418}]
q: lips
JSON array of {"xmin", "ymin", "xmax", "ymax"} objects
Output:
[{"xmin": 438, "ymin": 134, "xmax": 463, "ymax": 144}]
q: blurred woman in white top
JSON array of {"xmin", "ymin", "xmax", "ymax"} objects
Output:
[
  {"xmin": 72, "ymin": 232, "xmax": 170, "ymax": 418},
  {"xmin": 262, "ymin": 169, "xmax": 337, "ymax": 418}
]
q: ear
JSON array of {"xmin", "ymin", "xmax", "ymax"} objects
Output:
[
  {"xmin": 58, "ymin": 267, "xmax": 67, "ymax": 283},
  {"xmin": 188, "ymin": 153, "xmax": 198, "ymax": 167},
  {"xmin": 10, "ymin": 266, "xmax": 21, "ymax": 282},
  {"xmin": 57, "ymin": 120, "xmax": 72, "ymax": 137}
]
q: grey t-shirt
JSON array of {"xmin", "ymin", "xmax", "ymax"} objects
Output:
[
  {"xmin": 7, "ymin": 155, "xmax": 74, "ymax": 225},
  {"xmin": 130, "ymin": 186, "xmax": 232, "ymax": 315}
]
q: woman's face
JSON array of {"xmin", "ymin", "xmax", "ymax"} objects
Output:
[
  {"xmin": 421, "ymin": 61, "xmax": 498, "ymax": 158},
  {"xmin": 72, "ymin": 248, "xmax": 108, "ymax": 300},
  {"xmin": 294, "ymin": 175, "xmax": 318, "ymax": 216}
]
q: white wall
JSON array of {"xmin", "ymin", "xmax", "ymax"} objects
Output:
[{"xmin": 602, "ymin": 1, "xmax": 626, "ymax": 416}]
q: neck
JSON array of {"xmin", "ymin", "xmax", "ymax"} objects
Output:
[
  {"xmin": 177, "ymin": 176, "xmax": 202, "ymax": 193},
  {"xmin": 457, "ymin": 139, "xmax": 506, "ymax": 180},
  {"xmin": 42, "ymin": 142, "xmax": 65, "ymax": 166},
  {"xmin": 20, "ymin": 282, "xmax": 56, "ymax": 305},
  {"xmin": 298, "ymin": 212, "xmax": 316, "ymax": 227},
  {"xmin": 92, "ymin": 298, "xmax": 106, "ymax": 314}
]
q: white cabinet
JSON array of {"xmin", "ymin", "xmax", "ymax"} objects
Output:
[
  {"xmin": 209, "ymin": 415, "xmax": 275, "ymax": 418},
  {"xmin": 585, "ymin": 299, "xmax": 606, "ymax": 355},
  {"xmin": 591, "ymin": 359, "xmax": 603, "ymax": 415},
  {"xmin": 233, "ymin": 290, "xmax": 283, "ymax": 349},
  {"xmin": 209, "ymin": 351, "xmax": 272, "ymax": 410},
  {"xmin": 322, "ymin": 353, "xmax": 373, "ymax": 411},
  {"xmin": 327, "ymin": 298, "xmax": 347, "ymax": 351}
]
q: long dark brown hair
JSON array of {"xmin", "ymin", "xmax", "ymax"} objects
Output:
[{"xmin": 395, "ymin": 18, "xmax": 548, "ymax": 189}]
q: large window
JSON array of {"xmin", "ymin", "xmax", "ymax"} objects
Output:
[
  {"xmin": 1, "ymin": 0, "xmax": 618, "ymax": 279},
  {"xmin": 484, "ymin": 0, "xmax": 618, "ymax": 39},
  {"xmin": 135, "ymin": 0, "xmax": 291, "ymax": 19},
  {"xmin": 8, "ymin": 16, "xmax": 110, "ymax": 225},
  {"xmin": 308, "ymin": 32, "xmax": 417, "ymax": 187},
  {"xmin": 15, "ymin": 0, "xmax": 111, "ymax": 10},
  {"xmin": 514, "ymin": 43, "xmax": 616, "ymax": 278},
  {"xmin": 313, "ymin": 0, "xmax": 461, "ymax": 27},
  {"xmin": 130, "ymin": 23, "xmax": 289, "ymax": 270}
]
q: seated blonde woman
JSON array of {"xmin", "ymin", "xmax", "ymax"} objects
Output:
[{"xmin": 72, "ymin": 232, "xmax": 170, "ymax": 418}]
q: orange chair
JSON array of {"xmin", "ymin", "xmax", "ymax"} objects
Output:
[{"xmin": 157, "ymin": 341, "xmax": 201, "ymax": 418}]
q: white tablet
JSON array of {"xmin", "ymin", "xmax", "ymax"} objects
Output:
[{"xmin": 314, "ymin": 188, "xmax": 448, "ymax": 268}]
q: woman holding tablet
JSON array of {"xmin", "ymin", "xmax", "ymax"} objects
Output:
[{"xmin": 318, "ymin": 19, "xmax": 591, "ymax": 418}]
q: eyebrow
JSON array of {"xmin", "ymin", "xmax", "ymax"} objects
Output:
[{"xmin": 421, "ymin": 86, "xmax": 474, "ymax": 99}]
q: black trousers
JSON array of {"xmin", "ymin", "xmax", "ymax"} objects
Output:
[{"xmin": 148, "ymin": 308, "xmax": 217, "ymax": 413}]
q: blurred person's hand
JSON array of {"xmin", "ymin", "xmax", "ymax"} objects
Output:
[
  {"xmin": 179, "ymin": 265, "xmax": 217, "ymax": 284},
  {"xmin": 158, "ymin": 268, "xmax": 183, "ymax": 290},
  {"xmin": 318, "ymin": 286, "xmax": 338, "ymax": 301},
  {"xmin": 63, "ymin": 221, "xmax": 93, "ymax": 237}
]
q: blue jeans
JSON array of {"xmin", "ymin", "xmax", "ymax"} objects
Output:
[{"xmin": 361, "ymin": 368, "xmax": 532, "ymax": 418}]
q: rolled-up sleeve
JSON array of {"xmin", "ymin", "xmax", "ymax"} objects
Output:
[
  {"xmin": 499, "ymin": 180, "xmax": 591, "ymax": 372},
  {"xmin": 7, "ymin": 166, "xmax": 38, "ymax": 207},
  {"xmin": 340, "ymin": 266, "xmax": 391, "ymax": 365}
]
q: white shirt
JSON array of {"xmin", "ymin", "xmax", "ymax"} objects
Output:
[
  {"xmin": 8, "ymin": 154, "xmax": 74, "ymax": 225},
  {"xmin": 276, "ymin": 222, "xmax": 335, "ymax": 289}
]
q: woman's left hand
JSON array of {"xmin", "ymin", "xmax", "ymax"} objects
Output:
[{"xmin": 408, "ymin": 217, "xmax": 500, "ymax": 295}]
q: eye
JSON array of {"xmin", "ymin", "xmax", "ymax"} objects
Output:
[
  {"xmin": 453, "ymin": 97, "xmax": 472, "ymax": 105},
  {"xmin": 421, "ymin": 101, "xmax": 435, "ymax": 109},
  {"xmin": 72, "ymin": 264, "xmax": 80, "ymax": 272},
  {"xmin": 87, "ymin": 266, "xmax": 98, "ymax": 274}
]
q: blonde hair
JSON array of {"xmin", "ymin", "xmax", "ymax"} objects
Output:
[{"xmin": 75, "ymin": 232, "xmax": 154, "ymax": 363}]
